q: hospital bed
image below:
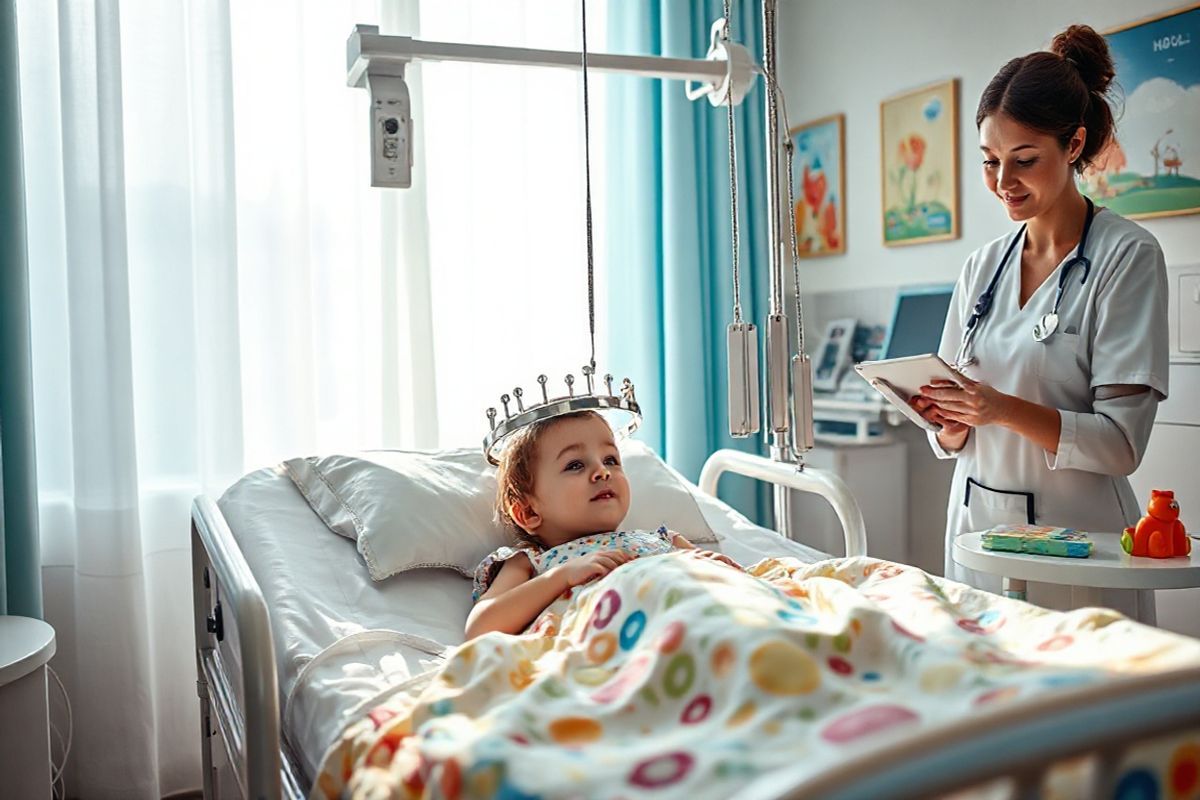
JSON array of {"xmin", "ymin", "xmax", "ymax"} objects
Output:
[{"xmin": 191, "ymin": 447, "xmax": 1200, "ymax": 800}]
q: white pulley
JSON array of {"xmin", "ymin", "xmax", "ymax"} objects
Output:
[{"xmin": 685, "ymin": 18, "xmax": 757, "ymax": 107}]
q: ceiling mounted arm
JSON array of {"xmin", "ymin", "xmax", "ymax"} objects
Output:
[
  {"xmin": 346, "ymin": 23, "xmax": 758, "ymax": 189},
  {"xmin": 347, "ymin": 24, "xmax": 753, "ymax": 93}
]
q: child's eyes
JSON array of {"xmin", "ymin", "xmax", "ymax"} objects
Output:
[{"xmin": 563, "ymin": 456, "xmax": 620, "ymax": 471}]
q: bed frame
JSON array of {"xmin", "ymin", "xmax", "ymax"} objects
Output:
[
  {"xmin": 192, "ymin": 493, "xmax": 298, "ymax": 800},
  {"xmin": 191, "ymin": 449, "xmax": 1200, "ymax": 799}
]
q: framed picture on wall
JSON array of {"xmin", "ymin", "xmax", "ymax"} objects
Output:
[
  {"xmin": 789, "ymin": 113, "xmax": 846, "ymax": 257},
  {"xmin": 880, "ymin": 78, "xmax": 960, "ymax": 246},
  {"xmin": 1080, "ymin": 4, "xmax": 1200, "ymax": 219}
]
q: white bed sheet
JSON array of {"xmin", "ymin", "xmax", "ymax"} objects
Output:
[{"xmin": 217, "ymin": 464, "xmax": 828, "ymax": 778}]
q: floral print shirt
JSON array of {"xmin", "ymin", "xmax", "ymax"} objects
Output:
[{"xmin": 472, "ymin": 527, "xmax": 674, "ymax": 602}]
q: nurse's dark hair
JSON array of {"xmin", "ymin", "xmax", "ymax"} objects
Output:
[{"xmin": 976, "ymin": 25, "xmax": 1117, "ymax": 174}]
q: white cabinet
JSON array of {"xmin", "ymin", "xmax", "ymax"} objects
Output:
[
  {"xmin": 1130, "ymin": 263, "xmax": 1200, "ymax": 637},
  {"xmin": 0, "ymin": 616, "xmax": 56, "ymax": 799},
  {"xmin": 1177, "ymin": 272, "xmax": 1200, "ymax": 354},
  {"xmin": 787, "ymin": 440, "xmax": 908, "ymax": 563},
  {"xmin": 1137, "ymin": 361, "xmax": 1200, "ymax": 640},
  {"xmin": 1131, "ymin": 403, "xmax": 1200, "ymax": 638}
]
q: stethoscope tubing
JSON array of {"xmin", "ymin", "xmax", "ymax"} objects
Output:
[{"xmin": 955, "ymin": 197, "xmax": 1095, "ymax": 369}]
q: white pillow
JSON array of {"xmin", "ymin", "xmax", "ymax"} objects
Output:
[
  {"xmin": 281, "ymin": 439, "xmax": 718, "ymax": 582},
  {"xmin": 621, "ymin": 440, "xmax": 719, "ymax": 545}
]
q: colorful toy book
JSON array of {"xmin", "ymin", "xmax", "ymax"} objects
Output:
[{"xmin": 981, "ymin": 525, "xmax": 1093, "ymax": 558}]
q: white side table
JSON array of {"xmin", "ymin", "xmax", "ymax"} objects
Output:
[
  {"xmin": 952, "ymin": 532, "xmax": 1200, "ymax": 625},
  {"xmin": 0, "ymin": 616, "xmax": 56, "ymax": 799}
]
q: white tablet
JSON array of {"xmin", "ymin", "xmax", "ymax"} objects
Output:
[{"xmin": 853, "ymin": 354, "xmax": 965, "ymax": 432}]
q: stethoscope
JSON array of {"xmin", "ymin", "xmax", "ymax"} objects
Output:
[{"xmin": 954, "ymin": 197, "xmax": 1095, "ymax": 370}]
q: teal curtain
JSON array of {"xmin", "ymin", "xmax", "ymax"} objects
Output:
[
  {"xmin": 0, "ymin": 0, "xmax": 42, "ymax": 618},
  {"xmin": 606, "ymin": 0, "xmax": 772, "ymax": 527}
]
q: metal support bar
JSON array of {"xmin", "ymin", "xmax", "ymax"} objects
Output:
[
  {"xmin": 347, "ymin": 28, "xmax": 728, "ymax": 89},
  {"xmin": 760, "ymin": 0, "xmax": 784, "ymax": 323},
  {"xmin": 758, "ymin": 0, "xmax": 796, "ymax": 537},
  {"xmin": 771, "ymin": 463, "xmax": 794, "ymax": 541}
]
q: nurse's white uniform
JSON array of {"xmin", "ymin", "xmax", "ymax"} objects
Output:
[{"xmin": 930, "ymin": 208, "xmax": 1169, "ymax": 604}]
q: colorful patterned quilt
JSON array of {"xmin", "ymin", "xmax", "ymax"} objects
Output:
[{"xmin": 312, "ymin": 553, "xmax": 1200, "ymax": 799}]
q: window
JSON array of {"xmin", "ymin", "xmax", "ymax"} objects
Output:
[{"xmin": 419, "ymin": 0, "xmax": 610, "ymax": 447}]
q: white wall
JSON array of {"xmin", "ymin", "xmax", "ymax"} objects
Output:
[{"xmin": 779, "ymin": 0, "xmax": 1200, "ymax": 293}]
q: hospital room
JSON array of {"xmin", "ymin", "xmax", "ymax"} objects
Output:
[{"xmin": 4, "ymin": 0, "xmax": 1200, "ymax": 798}]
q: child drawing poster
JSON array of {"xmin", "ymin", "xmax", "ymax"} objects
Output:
[
  {"xmin": 880, "ymin": 79, "xmax": 960, "ymax": 246},
  {"xmin": 1081, "ymin": 4, "xmax": 1200, "ymax": 219},
  {"xmin": 789, "ymin": 113, "xmax": 846, "ymax": 257}
]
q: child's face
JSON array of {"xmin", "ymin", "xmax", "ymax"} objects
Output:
[{"xmin": 518, "ymin": 414, "xmax": 631, "ymax": 547}]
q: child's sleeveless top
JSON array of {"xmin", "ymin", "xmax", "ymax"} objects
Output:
[{"xmin": 472, "ymin": 527, "xmax": 673, "ymax": 601}]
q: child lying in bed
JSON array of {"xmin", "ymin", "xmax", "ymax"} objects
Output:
[{"xmin": 465, "ymin": 411, "xmax": 738, "ymax": 639}]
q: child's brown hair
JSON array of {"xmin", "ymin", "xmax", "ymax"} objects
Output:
[{"xmin": 494, "ymin": 410, "xmax": 603, "ymax": 545}]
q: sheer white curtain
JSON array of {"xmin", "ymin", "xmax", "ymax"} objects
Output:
[
  {"xmin": 17, "ymin": 0, "xmax": 602, "ymax": 795},
  {"xmin": 420, "ymin": 1, "xmax": 610, "ymax": 447}
]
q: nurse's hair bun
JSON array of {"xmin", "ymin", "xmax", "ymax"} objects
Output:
[
  {"xmin": 977, "ymin": 24, "xmax": 1118, "ymax": 174},
  {"xmin": 1050, "ymin": 25, "xmax": 1115, "ymax": 96}
]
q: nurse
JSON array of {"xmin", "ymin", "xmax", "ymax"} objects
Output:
[{"xmin": 910, "ymin": 25, "xmax": 1169, "ymax": 608}]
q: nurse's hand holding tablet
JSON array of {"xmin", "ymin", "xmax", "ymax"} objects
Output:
[
  {"xmin": 911, "ymin": 375, "xmax": 1007, "ymax": 449},
  {"xmin": 908, "ymin": 24, "xmax": 1170, "ymax": 614},
  {"xmin": 912, "ymin": 370, "xmax": 1066, "ymax": 458}
]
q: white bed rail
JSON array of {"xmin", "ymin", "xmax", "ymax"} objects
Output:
[
  {"xmin": 738, "ymin": 664, "xmax": 1200, "ymax": 799},
  {"xmin": 699, "ymin": 448, "xmax": 868, "ymax": 558},
  {"xmin": 192, "ymin": 495, "xmax": 291, "ymax": 800}
]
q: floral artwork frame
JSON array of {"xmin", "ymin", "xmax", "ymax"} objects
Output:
[
  {"xmin": 789, "ymin": 113, "xmax": 846, "ymax": 257},
  {"xmin": 1080, "ymin": 3, "xmax": 1200, "ymax": 219},
  {"xmin": 880, "ymin": 78, "xmax": 960, "ymax": 247}
]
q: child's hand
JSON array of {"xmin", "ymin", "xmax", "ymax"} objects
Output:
[
  {"xmin": 691, "ymin": 550, "xmax": 742, "ymax": 570},
  {"xmin": 560, "ymin": 550, "xmax": 635, "ymax": 587}
]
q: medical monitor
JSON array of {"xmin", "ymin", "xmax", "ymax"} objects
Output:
[{"xmin": 882, "ymin": 284, "xmax": 955, "ymax": 360}]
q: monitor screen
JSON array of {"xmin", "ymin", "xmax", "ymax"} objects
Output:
[{"xmin": 883, "ymin": 286, "xmax": 954, "ymax": 360}]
